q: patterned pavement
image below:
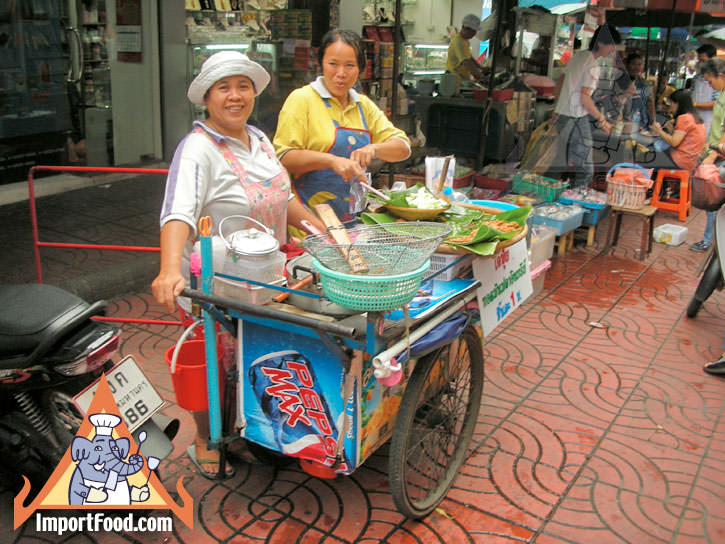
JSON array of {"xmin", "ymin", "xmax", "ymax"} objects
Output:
[{"xmin": 1, "ymin": 177, "xmax": 724, "ymax": 543}]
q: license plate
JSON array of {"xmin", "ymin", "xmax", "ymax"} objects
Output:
[{"xmin": 73, "ymin": 355, "xmax": 165, "ymax": 432}]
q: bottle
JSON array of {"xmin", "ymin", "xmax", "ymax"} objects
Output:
[
  {"xmin": 443, "ymin": 186, "xmax": 470, "ymax": 204},
  {"xmin": 632, "ymin": 110, "xmax": 641, "ymax": 134}
]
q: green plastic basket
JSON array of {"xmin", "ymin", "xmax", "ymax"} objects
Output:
[{"xmin": 312, "ymin": 258, "xmax": 431, "ymax": 312}]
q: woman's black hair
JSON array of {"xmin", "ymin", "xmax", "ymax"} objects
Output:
[
  {"xmin": 669, "ymin": 89, "xmax": 703, "ymax": 124},
  {"xmin": 589, "ymin": 25, "xmax": 621, "ymax": 51},
  {"xmin": 318, "ymin": 29, "xmax": 366, "ymax": 72}
]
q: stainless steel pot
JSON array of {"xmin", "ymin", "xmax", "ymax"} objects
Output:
[{"xmin": 285, "ymin": 254, "xmax": 358, "ymax": 317}]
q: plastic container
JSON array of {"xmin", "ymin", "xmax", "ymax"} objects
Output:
[
  {"xmin": 475, "ymin": 174, "xmax": 513, "ymax": 193},
  {"xmin": 528, "ymin": 225, "xmax": 556, "ymax": 270},
  {"xmin": 653, "ymin": 224, "xmax": 688, "ymax": 246},
  {"xmin": 525, "ymin": 259, "xmax": 551, "ymax": 304},
  {"xmin": 513, "ymin": 173, "xmax": 569, "ymax": 202},
  {"xmin": 312, "ymin": 258, "xmax": 430, "ymax": 312},
  {"xmin": 214, "ymin": 275, "xmax": 285, "ymax": 305},
  {"xmin": 531, "ymin": 206, "xmax": 584, "ymax": 236},
  {"xmin": 443, "ymin": 186, "xmax": 470, "ymax": 203},
  {"xmin": 165, "ymin": 340, "xmax": 223, "ymax": 412},
  {"xmin": 427, "ymin": 253, "xmax": 473, "ymax": 281},
  {"xmin": 223, "ymin": 250, "xmax": 286, "ymax": 285}
]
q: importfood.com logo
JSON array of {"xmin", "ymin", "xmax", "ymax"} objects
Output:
[{"xmin": 14, "ymin": 374, "xmax": 193, "ymax": 533}]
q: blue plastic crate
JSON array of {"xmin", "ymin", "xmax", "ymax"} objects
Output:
[
  {"xmin": 581, "ymin": 205, "xmax": 610, "ymax": 225},
  {"xmin": 557, "ymin": 197, "xmax": 609, "ymax": 226},
  {"xmin": 531, "ymin": 207, "xmax": 584, "ymax": 235}
]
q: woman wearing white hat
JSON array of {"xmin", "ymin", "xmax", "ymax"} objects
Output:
[{"xmin": 152, "ymin": 50, "xmax": 322, "ymax": 478}]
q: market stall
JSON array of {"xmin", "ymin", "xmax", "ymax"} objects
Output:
[{"xmin": 175, "ymin": 180, "xmax": 533, "ymax": 518}]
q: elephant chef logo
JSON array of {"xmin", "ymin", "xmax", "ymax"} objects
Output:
[{"xmin": 13, "ymin": 374, "xmax": 194, "ymax": 529}]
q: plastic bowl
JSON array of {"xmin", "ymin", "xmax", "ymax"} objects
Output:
[{"xmin": 469, "ymin": 199, "xmax": 519, "ymax": 211}]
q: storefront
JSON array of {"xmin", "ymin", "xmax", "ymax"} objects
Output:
[{"xmin": 0, "ymin": 0, "xmax": 162, "ymax": 184}]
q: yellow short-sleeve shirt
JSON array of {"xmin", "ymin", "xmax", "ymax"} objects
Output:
[
  {"xmin": 273, "ymin": 77, "xmax": 410, "ymax": 163},
  {"xmin": 446, "ymin": 33, "xmax": 472, "ymax": 81}
]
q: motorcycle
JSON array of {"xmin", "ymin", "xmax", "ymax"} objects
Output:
[
  {"xmin": 687, "ymin": 206, "xmax": 725, "ymax": 318},
  {"xmin": 0, "ymin": 283, "xmax": 177, "ymax": 491}
]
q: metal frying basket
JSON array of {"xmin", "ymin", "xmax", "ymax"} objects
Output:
[{"xmin": 304, "ymin": 222, "xmax": 451, "ymax": 276}]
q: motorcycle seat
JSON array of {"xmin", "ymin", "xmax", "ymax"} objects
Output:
[{"xmin": 0, "ymin": 284, "xmax": 97, "ymax": 360}]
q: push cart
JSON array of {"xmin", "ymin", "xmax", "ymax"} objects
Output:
[{"xmin": 181, "ymin": 224, "xmax": 486, "ymax": 519}]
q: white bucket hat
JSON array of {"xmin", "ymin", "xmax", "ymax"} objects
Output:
[
  {"xmin": 462, "ymin": 13, "xmax": 481, "ymax": 31},
  {"xmin": 187, "ymin": 50, "xmax": 271, "ymax": 105}
]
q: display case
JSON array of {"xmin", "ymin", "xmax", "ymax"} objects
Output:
[
  {"xmin": 80, "ymin": 0, "xmax": 112, "ymax": 165},
  {"xmin": 402, "ymin": 43, "xmax": 447, "ymax": 87}
]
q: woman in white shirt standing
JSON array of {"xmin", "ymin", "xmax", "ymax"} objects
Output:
[{"xmin": 548, "ymin": 25, "xmax": 621, "ymax": 189}]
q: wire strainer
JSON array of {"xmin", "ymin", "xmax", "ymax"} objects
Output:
[{"xmin": 304, "ymin": 222, "xmax": 451, "ymax": 275}]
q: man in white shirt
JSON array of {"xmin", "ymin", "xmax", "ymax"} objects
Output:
[{"xmin": 548, "ymin": 25, "xmax": 621, "ymax": 189}]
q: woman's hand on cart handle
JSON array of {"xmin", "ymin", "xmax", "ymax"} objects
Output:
[{"xmin": 152, "ymin": 271, "xmax": 186, "ymax": 313}]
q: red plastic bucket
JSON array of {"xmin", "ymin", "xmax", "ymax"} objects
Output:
[{"xmin": 165, "ymin": 340, "xmax": 223, "ymax": 412}]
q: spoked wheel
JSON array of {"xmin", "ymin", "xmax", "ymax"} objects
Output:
[{"xmin": 388, "ymin": 325, "xmax": 484, "ymax": 518}]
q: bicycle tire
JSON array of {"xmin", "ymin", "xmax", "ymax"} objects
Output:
[{"xmin": 388, "ymin": 325, "xmax": 484, "ymax": 518}]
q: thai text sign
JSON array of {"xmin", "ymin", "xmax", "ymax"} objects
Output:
[{"xmin": 473, "ymin": 239, "xmax": 533, "ymax": 337}]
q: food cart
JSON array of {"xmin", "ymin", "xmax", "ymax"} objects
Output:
[{"xmin": 179, "ymin": 192, "xmax": 530, "ymax": 518}]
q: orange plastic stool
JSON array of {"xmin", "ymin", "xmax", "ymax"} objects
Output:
[{"xmin": 651, "ymin": 169, "xmax": 691, "ymax": 222}]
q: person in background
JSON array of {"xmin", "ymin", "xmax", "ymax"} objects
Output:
[
  {"xmin": 655, "ymin": 77, "xmax": 676, "ymax": 118},
  {"xmin": 624, "ymin": 52, "xmax": 655, "ymax": 129},
  {"xmin": 273, "ymin": 29, "xmax": 410, "ymax": 221},
  {"xmin": 691, "ymin": 58, "xmax": 725, "ymax": 252},
  {"xmin": 548, "ymin": 25, "xmax": 621, "ymax": 189},
  {"xmin": 446, "ymin": 14, "xmax": 485, "ymax": 85},
  {"xmin": 647, "ymin": 90, "xmax": 706, "ymax": 171},
  {"xmin": 693, "ymin": 44, "xmax": 719, "ymax": 134},
  {"xmin": 152, "ymin": 51, "xmax": 323, "ymax": 478}
]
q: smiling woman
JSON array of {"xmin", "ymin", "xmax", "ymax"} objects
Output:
[{"xmin": 151, "ymin": 50, "xmax": 324, "ymax": 479}]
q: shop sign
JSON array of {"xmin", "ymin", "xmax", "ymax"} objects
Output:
[{"xmin": 473, "ymin": 239, "xmax": 532, "ymax": 337}]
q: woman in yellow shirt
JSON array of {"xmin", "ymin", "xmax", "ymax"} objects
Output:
[{"xmin": 273, "ymin": 29, "xmax": 410, "ymax": 221}]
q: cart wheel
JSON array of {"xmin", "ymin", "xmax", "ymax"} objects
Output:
[{"xmin": 388, "ymin": 325, "xmax": 484, "ymax": 518}]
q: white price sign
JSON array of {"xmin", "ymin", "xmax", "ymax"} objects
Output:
[{"xmin": 474, "ymin": 238, "xmax": 533, "ymax": 337}]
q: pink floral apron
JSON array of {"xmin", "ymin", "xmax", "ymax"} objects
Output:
[{"xmin": 197, "ymin": 125, "xmax": 291, "ymax": 244}]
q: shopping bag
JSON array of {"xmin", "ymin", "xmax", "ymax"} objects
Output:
[
  {"xmin": 520, "ymin": 120, "xmax": 558, "ymax": 175},
  {"xmin": 692, "ymin": 164, "xmax": 725, "ymax": 211}
]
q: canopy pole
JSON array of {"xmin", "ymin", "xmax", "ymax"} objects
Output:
[
  {"xmin": 480, "ymin": 0, "xmax": 506, "ymax": 167},
  {"xmin": 656, "ymin": 0, "xmax": 678, "ymax": 105},
  {"xmin": 644, "ymin": 25, "xmax": 651, "ymax": 79}
]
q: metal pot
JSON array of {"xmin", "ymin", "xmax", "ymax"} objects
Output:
[{"xmin": 285, "ymin": 254, "xmax": 358, "ymax": 317}]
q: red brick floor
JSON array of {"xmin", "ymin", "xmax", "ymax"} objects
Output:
[{"xmin": 1, "ymin": 181, "xmax": 724, "ymax": 542}]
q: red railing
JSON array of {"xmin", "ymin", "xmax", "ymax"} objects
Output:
[{"xmin": 27, "ymin": 165, "xmax": 182, "ymax": 327}]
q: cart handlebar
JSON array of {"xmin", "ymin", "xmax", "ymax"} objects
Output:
[{"xmin": 181, "ymin": 288, "xmax": 358, "ymax": 339}]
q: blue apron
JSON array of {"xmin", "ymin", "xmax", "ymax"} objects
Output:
[{"xmin": 293, "ymin": 98, "xmax": 371, "ymax": 222}]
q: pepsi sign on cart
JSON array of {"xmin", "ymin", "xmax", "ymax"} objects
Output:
[{"xmin": 473, "ymin": 238, "xmax": 533, "ymax": 337}]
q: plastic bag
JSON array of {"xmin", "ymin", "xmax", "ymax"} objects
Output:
[
  {"xmin": 519, "ymin": 120, "xmax": 558, "ymax": 175},
  {"xmin": 692, "ymin": 164, "xmax": 725, "ymax": 211}
]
